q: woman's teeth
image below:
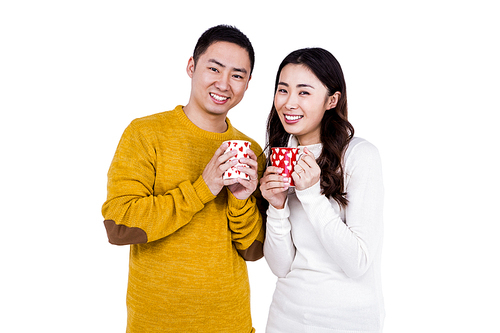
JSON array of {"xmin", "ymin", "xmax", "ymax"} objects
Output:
[
  {"xmin": 285, "ymin": 115, "xmax": 303, "ymax": 121},
  {"xmin": 210, "ymin": 93, "xmax": 228, "ymax": 101}
]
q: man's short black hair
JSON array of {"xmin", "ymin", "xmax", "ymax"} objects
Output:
[{"xmin": 193, "ymin": 25, "xmax": 255, "ymax": 75}]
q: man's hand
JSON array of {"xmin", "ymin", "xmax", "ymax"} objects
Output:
[
  {"xmin": 202, "ymin": 142, "xmax": 239, "ymax": 196},
  {"xmin": 227, "ymin": 148, "xmax": 259, "ymax": 200}
]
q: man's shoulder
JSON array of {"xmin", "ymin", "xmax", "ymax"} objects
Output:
[{"xmin": 131, "ymin": 106, "xmax": 180, "ymax": 129}]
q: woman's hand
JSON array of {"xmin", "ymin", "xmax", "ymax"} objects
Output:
[
  {"xmin": 292, "ymin": 147, "xmax": 321, "ymax": 191},
  {"xmin": 260, "ymin": 166, "xmax": 290, "ymax": 209}
]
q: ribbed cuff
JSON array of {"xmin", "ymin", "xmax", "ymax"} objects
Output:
[
  {"xmin": 192, "ymin": 176, "xmax": 216, "ymax": 204},
  {"xmin": 227, "ymin": 189, "xmax": 252, "ymax": 209},
  {"xmin": 266, "ymin": 198, "xmax": 290, "ymax": 219},
  {"xmin": 266, "ymin": 199, "xmax": 291, "ymax": 235},
  {"xmin": 295, "ymin": 180, "xmax": 322, "ymax": 203}
]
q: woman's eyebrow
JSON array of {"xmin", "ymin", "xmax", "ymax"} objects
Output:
[{"xmin": 277, "ymin": 82, "xmax": 314, "ymax": 89}]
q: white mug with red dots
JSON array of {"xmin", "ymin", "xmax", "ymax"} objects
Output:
[{"xmin": 223, "ymin": 140, "xmax": 251, "ymax": 180}]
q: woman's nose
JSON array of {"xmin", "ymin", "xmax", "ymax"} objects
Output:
[{"xmin": 285, "ymin": 95, "xmax": 298, "ymax": 110}]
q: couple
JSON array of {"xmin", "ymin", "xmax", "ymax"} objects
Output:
[{"xmin": 102, "ymin": 25, "xmax": 384, "ymax": 333}]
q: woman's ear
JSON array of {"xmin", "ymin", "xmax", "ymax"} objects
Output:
[{"xmin": 327, "ymin": 91, "xmax": 341, "ymax": 109}]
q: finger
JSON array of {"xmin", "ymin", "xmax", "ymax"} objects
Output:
[
  {"xmin": 246, "ymin": 148, "xmax": 258, "ymax": 161},
  {"xmin": 236, "ymin": 166, "xmax": 257, "ymax": 181},
  {"xmin": 300, "ymin": 154, "xmax": 316, "ymax": 168},
  {"xmin": 228, "ymin": 178, "xmax": 256, "ymax": 194},
  {"xmin": 263, "ymin": 173, "xmax": 289, "ymax": 183},
  {"xmin": 237, "ymin": 149, "xmax": 257, "ymax": 169},
  {"xmin": 235, "ymin": 177, "xmax": 254, "ymax": 188},
  {"xmin": 211, "ymin": 142, "xmax": 234, "ymax": 165},
  {"xmin": 296, "ymin": 159, "xmax": 310, "ymax": 172},
  {"xmin": 266, "ymin": 186, "xmax": 289, "ymax": 195},
  {"xmin": 219, "ymin": 159, "xmax": 239, "ymax": 174},
  {"xmin": 219, "ymin": 149, "xmax": 239, "ymax": 164},
  {"xmin": 260, "ymin": 171, "xmax": 290, "ymax": 186},
  {"xmin": 223, "ymin": 178, "xmax": 239, "ymax": 186},
  {"xmin": 264, "ymin": 166, "xmax": 283, "ymax": 176},
  {"xmin": 238, "ymin": 157, "xmax": 258, "ymax": 170},
  {"xmin": 216, "ymin": 142, "xmax": 230, "ymax": 156},
  {"xmin": 303, "ymin": 147, "xmax": 314, "ymax": 156},
  {"xmin": 262, "ymin": 181, "xmax": 289, "ymax": 194}
]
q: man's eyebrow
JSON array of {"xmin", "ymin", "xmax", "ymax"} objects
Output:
[
  {"xmin": 233, "ymin": 67, "xmax": 248, "ymax": 74},
  {"xmin": 209, "ymin": 59, "xmax": 225, "ymax": 68},
  {"xmin": 208, "ymin": 59, "xmax": 248, "ymax": 74}
]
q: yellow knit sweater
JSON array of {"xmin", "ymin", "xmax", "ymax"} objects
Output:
[{"xmin": 102, "ymin": 105, "xmax": 265, "ymax": 332}]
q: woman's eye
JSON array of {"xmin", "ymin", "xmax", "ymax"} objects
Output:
[
  {"xmin": 299, "ymin": 91, "xmax": 310, "ymax": 95},
  {"xmin": 278, "ymin": 89, "xmax": 287, "ymax": 94}
]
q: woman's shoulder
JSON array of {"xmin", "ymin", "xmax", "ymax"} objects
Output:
[{"xmin": 345, "ymin": 137, "xmax": 381, "ymax": 166}]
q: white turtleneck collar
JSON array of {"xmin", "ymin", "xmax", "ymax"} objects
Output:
[{"xmin": 288, "ymin": 135, "xmax": 323, "ymax": 159}]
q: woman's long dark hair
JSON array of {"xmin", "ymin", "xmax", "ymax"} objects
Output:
[{"xmin": 265, "ymin": 48, "xmax": 354, "ymax": 208}]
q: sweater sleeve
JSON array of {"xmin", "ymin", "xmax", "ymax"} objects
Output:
[
  {"xmin": 226, "ymin": 150, "xmax": 267, "ymax": 253},
  {"xmin": 263, "ymin": 200, "xmax": 296, "ymax": 278},
  {"xmin": 295, "ymin": 141, "xmax": 384, "ymax": 278},
  {"xmin": 101, "ymin": 121, "xmax": 215, "ymax": 245},
  {"xmin": 227, "ymin": 191, "xmax": 263, "ymax": 248}
]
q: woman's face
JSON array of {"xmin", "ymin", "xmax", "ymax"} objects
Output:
[{"xmin": 274, "ymin": 64, "xmax": 338, "ymax": 145}]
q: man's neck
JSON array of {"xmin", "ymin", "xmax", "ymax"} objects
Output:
[{"xmin": 183, "ymin": 104, "xmax": 228, "ymax": 133}]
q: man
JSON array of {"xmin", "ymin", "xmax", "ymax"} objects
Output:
[{"xmin": 102, "ymin": 25, "xmax": 266, "ymax": 332}]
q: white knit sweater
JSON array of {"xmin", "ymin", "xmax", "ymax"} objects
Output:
[{"xmin": 264, "ymin": 137, "xmax": 385, "ymax": 333}]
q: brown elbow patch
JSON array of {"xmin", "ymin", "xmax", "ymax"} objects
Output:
[
  {"xmin": 238, "ymin": 240, "xmax": 264, "ymax": 261},
  {"xmin": 103, "ymin": 220, "xmax": 148, "ymax": 245}
]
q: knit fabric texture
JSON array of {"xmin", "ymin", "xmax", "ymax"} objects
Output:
[{"xmin": 102, "ymin": 105, "xmax": 265, "ymax": 333}]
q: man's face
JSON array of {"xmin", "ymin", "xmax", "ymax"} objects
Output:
[{"xmin": 187, "ymin": 41, "xmax": 252, "ymax": 117}]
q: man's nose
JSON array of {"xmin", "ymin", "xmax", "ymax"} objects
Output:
[{"xmin": 214, "ymin": 74, "xmax": 230, "ymax": 91}]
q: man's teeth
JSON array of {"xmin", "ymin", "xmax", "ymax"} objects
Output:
[
  {"xmin": 210, "ymin": 93, "xmax": 228, "ymax": 101},
  {"xmin": 285, "ymin": 115, "xmax": 303, "ymax": 121}
]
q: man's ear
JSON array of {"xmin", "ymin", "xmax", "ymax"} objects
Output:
[
  {"xmin": 186, "ymin": 56, "xmax": 195, "ymax": 78},
  {"xmin": 245, "ymin": 75, "xmax": 252, "ymax": 91},
  {"xmin": 327, "ymin": 91, "xmax": 341, "ymax": 109}
]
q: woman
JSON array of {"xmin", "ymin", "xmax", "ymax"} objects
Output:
[{"xmin": 260, "ymin": 48, "xmax": 385, "ymax": 332}]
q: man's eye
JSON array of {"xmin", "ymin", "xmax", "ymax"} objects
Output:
[
  {"xmin": 209, "ymin": 67, "xmax": 219, "ymax": 72},
  {"xmin": 233, "ymin": 74, "xmax": 243, "ymax": 79}
]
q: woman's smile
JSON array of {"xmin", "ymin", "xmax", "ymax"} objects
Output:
[{"xmin": 283, "ymin": 114, "xmax": 304, "ymax": 123}]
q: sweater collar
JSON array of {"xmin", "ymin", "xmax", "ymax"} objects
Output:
[
  {"xmin": 288, "ymin": 135, "xmax": 323, "ymax": 159},
  {"xmin": 175, "ymin": 105, "xmax": 235, "ymax": 141}
]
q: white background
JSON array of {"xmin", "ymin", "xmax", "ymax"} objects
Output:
[{"xmin": 1, "ymin": 1, "xmax": 499, "ymax": 332}]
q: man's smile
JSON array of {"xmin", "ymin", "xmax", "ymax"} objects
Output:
[{"xmin": 210, "ymin": 92, "xmax": 229, "ymax": 103}]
